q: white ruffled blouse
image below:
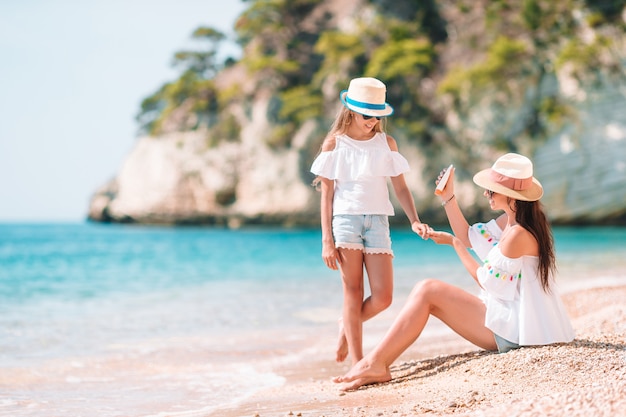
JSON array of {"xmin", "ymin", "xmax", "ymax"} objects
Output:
[
  {"xmin": 469, "ymin": 220, "xmax": 575, "ymax": 346},
  {"xmin": 310, "ymin": 133, "xmax": 410, "ymax": 215}
]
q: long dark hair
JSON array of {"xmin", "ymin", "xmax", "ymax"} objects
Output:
[{"xmin": 513, "ymin": 199, "xmax": 556, "ymax": 292}]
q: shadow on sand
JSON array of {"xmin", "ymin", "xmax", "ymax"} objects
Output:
[{"xmin": 355, "ymin": 337, "xmax": 625, "ymax": 390}]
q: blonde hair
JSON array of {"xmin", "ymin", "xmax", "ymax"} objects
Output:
[
  {"xmin": 312, "ymin": 106, "xmax": 387, "ymax": 190},
  {"xmin": 328, "ymin": 107, "xmax": 385, "ymax": 138}
]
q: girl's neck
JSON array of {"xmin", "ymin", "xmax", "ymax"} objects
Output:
[{"xmin": 345, "ymin": 127, "xmax": 377, "ymax": 141}]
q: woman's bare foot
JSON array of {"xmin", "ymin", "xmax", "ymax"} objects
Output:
[
  {"xmin": 332, "ymin": 359, "xmax": 391, "ymax": 391},
  {"xmin": 336, "ymin": 318, "xmax": 349, "ymax": 362}
]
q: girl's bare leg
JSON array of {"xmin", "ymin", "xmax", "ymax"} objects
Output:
[
  {"xmin": 336, "ymin": 251, "xmax": 394, "ymax": 364},
  {"xmin": 337, "ymin": 248, "xmax": 365, "ymax": 363},
  {"xmin": 334, "ymin": 279, "xmax": 497, "ymax": 390},
  {"xmin": 362, "ymin": 252, "xmax": 394, "ymax": 322},
  {"xmin": 336, "ymin": 317, "xmax": 348, "ymax": 363}
]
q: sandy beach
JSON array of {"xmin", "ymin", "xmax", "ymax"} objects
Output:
[{"xmin": 213, "ymin": 283, "xmax": 626, "ymax": 417}]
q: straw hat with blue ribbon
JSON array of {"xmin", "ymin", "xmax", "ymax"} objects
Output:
[{"xmin": 340, "ymin": 77, "xmax": 394, "ymax": 117}]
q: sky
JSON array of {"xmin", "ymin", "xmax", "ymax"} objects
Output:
[{"xmin": 0, "ymin": 0, "xmax": 246, "ymax": 222}]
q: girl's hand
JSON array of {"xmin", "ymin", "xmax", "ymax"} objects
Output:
[
  {"xmin": 412, "ymin": 221, "xmax": 432, "ymax": 240},
  {"xmin": 429, "ymin": 230, "xmax": 455, "ymax": 246},
  {"xmin": 322, "ymin": 242, "xmax": 341, "ymax": 270}
]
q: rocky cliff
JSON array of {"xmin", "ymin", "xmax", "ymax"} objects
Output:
[
  {"xmin": 535, "ymin": 84, "xmax": 626, "ymax": 224},
  {"xmin": 87, "ymin": 82, "xmax": 626, "ymax": 226},
  {"xmin": 87, "ymin": 0, "xmax": 626, "ymax": 226}
]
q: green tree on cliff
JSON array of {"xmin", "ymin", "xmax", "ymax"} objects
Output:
[
  {"xmin": 135, "ymin": 0, "xmax": 625, "ymax": 160},
  {"xmin": 136, "ymin": 27, "xmax": 227, "ymax": 135},
  {"xmin": 438, "ymin": 0, "xmax": 625, "ymax": 155}
]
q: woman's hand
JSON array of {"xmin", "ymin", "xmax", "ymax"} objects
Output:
[
  {"xmin": 412, "ymin": 221, "xmax": 432, "ymax": 239},
  {"xmin": 429, "ymin": 230, "xmax": 455, "ymax": 246},
  {"xmin": 322, "ymin": 241, "xmax": 341, "ymax": 270},
  {"xmin": 436, "ymin": 166, "xmax": 456, "ymax": 202}
]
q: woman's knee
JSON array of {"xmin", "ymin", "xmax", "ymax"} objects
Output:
[{"xmin": 410, "ymin": 279, "xmax": 443, "ymax": 302}]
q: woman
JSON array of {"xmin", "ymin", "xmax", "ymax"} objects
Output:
[{"xmin": 333, "ymin": 153, "xmax": 574, "ymax": 390}]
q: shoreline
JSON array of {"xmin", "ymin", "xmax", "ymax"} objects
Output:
[
  {"xmin": 212, "ymin": 281, "xmax": 626, "ymax": 417},
  {"xmin": 2, "ymin": 225, "xmax": 625, "ymax": 417}
]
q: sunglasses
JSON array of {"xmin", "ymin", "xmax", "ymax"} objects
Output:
[{"xmin": 361, "ymin": 114, "xmax": 381, "ymax": 121}]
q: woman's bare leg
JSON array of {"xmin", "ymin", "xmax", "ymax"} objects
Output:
[{"xmin": 334, "ymin": 279, "xmax": 497, "ymax": 390}]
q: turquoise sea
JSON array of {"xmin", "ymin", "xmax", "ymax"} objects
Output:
[{"xmin": 1, "ymin": 222, "xmax": 625, "ymax": 416}]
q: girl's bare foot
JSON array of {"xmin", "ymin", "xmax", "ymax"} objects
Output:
[
  {"xmin": 332, "ymin": 359, "xmax": 391, "ymax": 391},
  {"xmin": 336, "ymin": 318, "xmax": 348, "ymax": 362}
]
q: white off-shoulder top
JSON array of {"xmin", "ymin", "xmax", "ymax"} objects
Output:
[
  {"xmin": 469, "ymin": 219, "xmax": 575, "ymax": 346},
  {"xmin": 310, "ymin": 133, "xmax": 410, "ymax": 215}
]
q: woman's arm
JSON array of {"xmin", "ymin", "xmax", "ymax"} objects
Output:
[
  {"xmin": 435, "ymin": 167, "xmax": 473, "ymax": 248},
  {"xmin": 430, "ymin": 231, "xmax": 483, "ymax": 287}
]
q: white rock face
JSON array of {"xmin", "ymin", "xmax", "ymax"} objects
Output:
[
  {"xmin": 535, "ymin": 86, "xmax": 626, "ymax": 223},
  {"xmin": 89, "ymin": 128, "xmax": 317, "ymax": 225},
  {"xmin": 108, "ymin": 135, "xmax": 182, "ymax": 217}
]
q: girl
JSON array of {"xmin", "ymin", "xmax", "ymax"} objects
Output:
[
  {"xmin": 333, "ymin": 153, "xmax": 575, "ymax": 390},
  {"xmin": 311, "ymin": 77, "xmax": 431, "ymax": 365}
]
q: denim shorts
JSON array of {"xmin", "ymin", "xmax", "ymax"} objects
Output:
[
  {"xmin": 494, "ymin": 333, "xmax": 521, "ymax": 353},
  {"xmin": 332, "ymin": 214, "xmax": 393, "ymax": 256}
]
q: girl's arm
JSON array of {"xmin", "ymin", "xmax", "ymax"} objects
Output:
[
  {"xmin": 386, "ymin": 135, "xmax": 430, "ymax": 238},
  {"xmin": 390, "ymin": 174, "xmax": 429, "ymax": 238},
  {"xmin": 390, "ymin": 173, "xmax": 420, "ymax": 225},
  {"xmin": 319, "ymin": 177, "xmax": 340, "ymax": 270},
  {"xmin": 318, "ymin": 135, "xmax": 341, "ymax": 270}
]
